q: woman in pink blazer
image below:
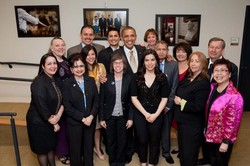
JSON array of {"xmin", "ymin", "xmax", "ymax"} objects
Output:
[{"xmin": 205, "ymin": 58, "xmax": 244, "ymax": 166}]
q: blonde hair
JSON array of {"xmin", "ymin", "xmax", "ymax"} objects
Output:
[{"xmin": 188, "ymin": 51, "xmax": 209, "ymax": 80}]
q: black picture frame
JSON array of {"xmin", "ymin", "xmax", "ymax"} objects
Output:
[
  {"xmin": 155, "ymin": 14, "xmax": 201, "ymax": 46},
  {"xmin": 14, "ymin": 5, "xmax": 61, "ymax": 37},
  {"xmin": 83, "ymin": 8, "xmax": 129, "ymax": 40}
]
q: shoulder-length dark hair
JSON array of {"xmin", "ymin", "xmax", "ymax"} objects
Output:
[
  {"xmin": 137, "ymin": 49, "xmax": 164, "ymax": 85},
  {"xmin": 173, "ymin": 42, "xmax": 192, "ymax": 60},
  {"xmin": 110, "ymin": 53, "xmax": 127, "ymax": 74},
  {"xmin": 81, "ymin": 45, "xmax": 98, "ymax": 75},
  {"xmin": 38, "ymin": 53, "xmax": 58, "ymax": 76}
]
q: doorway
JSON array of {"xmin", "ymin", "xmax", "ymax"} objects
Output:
[{"xmin": 238, "ymin": 6, "xmax": 250, "ymax": 111}]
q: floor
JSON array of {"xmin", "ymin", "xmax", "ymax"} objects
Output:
[{"xmin": 0, "ymin": 102, "xmax": 249, "ymax": 166}]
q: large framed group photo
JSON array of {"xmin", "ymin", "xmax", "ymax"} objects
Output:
[
  {"xmin": 14, "ymin": 5, "xmax": 61, "ymax": 37},
  {"xmin": 155, "ymin": 14, "xmax": 201, "ymax": 46},
  {"xmin": 83, "ymin": 8, "xmax": 129, "ymax": 40}
]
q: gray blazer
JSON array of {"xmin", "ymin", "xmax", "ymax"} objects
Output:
[
  {"xmin": 163, "ymin": 59, "xmax": 179, "ymax": 109},
  {"xmin": 67, "ymin": 43, "xmax": 105, "ymax": 58}
]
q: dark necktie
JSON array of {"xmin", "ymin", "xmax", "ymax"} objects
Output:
[{"xmin": 208, "ymin": 63, "xmax": 214, "ymax": 77}]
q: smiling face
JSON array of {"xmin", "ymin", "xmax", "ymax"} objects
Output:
[
  {"xmin": 50, "ymin": 38, "xmax": 66, "ymax": 58},
  {"xmin": 176, "ymin": 48, "xmax": 188, "ymax": 62},
  {"xmin": 189, "ymin": 54, "xmax": 202, "ymax": 76},
  {"xmin": 107, "ymin": 30, "xmax": 120, "ymax": 47},
  {"xmin": 85, "ymin": 49, "xmax": 96, "ymax": 66},
  {"xmin": 144, "ymin": 54, "xmax": 157, "ymax": 72},
  {"xmin": 155, "ymin": 43, "xmax": 168, "ymax": 62},
  {"xmin": 42, "ymin": 56, "xmax": 58, "ymax": 77},
  {"xmin": 112, "ymin": 59, "xmax": 124, "ymax": 74},
  {"xmin": 80, "ymin": 27, "xmax": 95, "ymax": 45},
  {"xmin": 213, "ymin": 64, "xmax": 231, "ymax": 85},
  {"xmin": 208, "ymin": 40, "xmax": 224, "ymax": 62},
  {"xmin": 146, "ymin": 32, "xmax": 157, "ymax": 48},
  {"xmin": 71, "ymin": 60, "xmax": 85, "ymax": 78},
  {"xmin": 121, "ymin": 28, "xmax": 137, "ymax": 49}
]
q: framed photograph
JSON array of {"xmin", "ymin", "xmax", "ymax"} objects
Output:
[
  {"xmin": 14, "ymin": 5, "xmax": 61, "ymax": 37},
  {"xmin": 155, "ymin": 14, "xmax": 201, "ymax": 46},
  {"xmin": 83, "ymin": 8, "xmax": 129, "ymax": 40}
]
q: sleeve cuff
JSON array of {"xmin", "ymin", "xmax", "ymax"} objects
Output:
[
  {"xmin": 180, "ymin": 99, "xmax": 187, "ymax": 111},
  {"xmin": 222, "ymin": 138, "xmax": 231, "ymax": 144}
]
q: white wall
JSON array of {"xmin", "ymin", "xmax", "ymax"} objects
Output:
[{"xmin": 0, "ymin": 0, "xmax": 249, "ymax": 102}]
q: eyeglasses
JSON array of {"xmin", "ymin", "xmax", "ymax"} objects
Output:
[
  {"xmin": 73, "ymin": 65, "xmax": 85, "ymax": 69},
  {"xmin": 213, "ymin": 69, "xmax": 229, "ymax": 73},
  {"xmin": 113, "ymin": 60, "xmax": 123, "ymax": 65}
]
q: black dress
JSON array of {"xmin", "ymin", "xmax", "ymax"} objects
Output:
[{"xmin": 26, "ymin": 74, "xmax": 62, "ymax": 154}]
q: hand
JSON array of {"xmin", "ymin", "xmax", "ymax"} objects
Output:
[
  {"xmin": 126, "ymin": 120, "xmax": 133, "ymax": 129},
  {"xmin": 53, "ymin": 123, "xmax": 60, "ymax": 132},
  {"xmin": 144, "ymin": 112, "xmax": 151, "ymax": 120},
  {"xmin": 100, "ymin": 120, "xmax": 107, "ymax": 129},
  {"xmin": 147, "ymin": 113, "xmax": 158, "ymax": 123},
  {"xmin": 99, "ymin": 74, "xmax": 107, "ymax": 84},
  {"xmin": 48, "ymin": 115, "xmax": 59, "ymax": 125},
  {"xmin": 174, "ymin": 96, "xmax": 182, "ymax": 105},
  {"xmin": 219, "ymin": 142, "xmax": 229, "ymax": 153},
  {"xmin": 83, "ymin": 115, "xmax": 94, "ymax": 126}
]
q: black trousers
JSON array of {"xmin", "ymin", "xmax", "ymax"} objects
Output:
[
  {"xmin": 134, "ymin": 111, "xmax": 163, "ymax": 165},
  {"xmin": 207, "ymin": 142, "xmax": 233, "ymax": 166},
  {"xmin": 67, "ymin": 122, "xmax": 95, "ymax": 166},
  {"xmin": 178, "ymin": 122, "xmax": 203, "ymax": 166},
  {"xmin": 200, "ymin": 134, "xmax": 211, "ymax": 162},
  {"xmin": 105, "ymin": 116, "xmax": 127, "ymax": 165},
  {"xmin": 161, "ymin": 109, "xmax": 174, "ymax": 157}
]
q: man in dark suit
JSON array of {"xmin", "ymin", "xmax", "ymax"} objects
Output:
[
  {"xmin": 113, "ymin": 26, "xmax": 146, "ymax": 163},
  {"xmin": 99, "ymin": 14, "xmax": 107, "ymax": 37},
  {"xmin": 155, "ymin": 40, "xmax": 178, "ymax": 164},
  {"xmin": 197, "ymin": 37, "xmax": 239, "ymax": 166},
  {"xmin": 114, "ymin": 14, "xmax": 122, "ymax": 34},
  {"xmin": 67, "ymin": 25, "xmax": 105, "ymax": 58},
  {"xmin": 98, "ymin": 27, "xmax": 121, "ymax": 74},
  {"xmin": 107, "ymin": 14, "xmax": 113, "ymax": 31},
  {"xmin": 113, "ymin": 26, "xmax": 146, "ymax": 75}
]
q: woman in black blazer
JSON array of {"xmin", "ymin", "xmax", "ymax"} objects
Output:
[
  {"xmin": 62, "ymin": 53, "xmax": 99, "ymax": 166},
  {"xmin": 174, "ymin": 51, "xmax": 210, "ymax": 166},
  {"xmin": 26, "ymin": 53, "xmax": 64, "ymax": 166},
  {"xmin": 99, "ymin": 53, "xmax": 133, "ymax": 166}
]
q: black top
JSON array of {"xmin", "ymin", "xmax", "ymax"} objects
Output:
[
  {"xmin": 26, "ymin": 74, "xmax": 62, "ymax": 125},
  {"xmin": 62, "ymin": 75, "xmax": 99, "ymax": 125},
  {"xmin": 99, "ymin": 74, "xmax": 134, "ymax": 120},
  {"xmin": 174, "ymin": 73, "xmax": 210, "ymax": 125},
  {"xmin": 131, "ymin": 74, "xmax": 170, "ymax": 113}
]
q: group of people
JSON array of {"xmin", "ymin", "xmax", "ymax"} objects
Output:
[
  {"xmin": 92, "ymin": 14, "xmax": 122, "ymax": 37},
  {"xmin": 26, "ymin": 24, "xmax": 244, "ymax": 166}
]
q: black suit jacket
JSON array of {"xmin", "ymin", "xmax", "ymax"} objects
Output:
[
  {"xmin": 208, "ymin": 57, "xmax": 238, "ymax": 87},
  {"xmin": 99, "ymin": 74, "xmax": 134, "ymax": 121},
  {"xmin": 97, "ymin": 46, "xmax": 123, "ymax": 74},
  {"xmin": 99, "ymin": 18, "xmax": 107, "ymax": 28},
  {"xmin": 113, "ymin": 45, "xmax": 146, "ymax": 75},
  {"xmin": 62, "ymin": 75, "xmax": 99, "ymax": 125},
  {"xmin": 174, "ymin": 73, "xmax": 210, "ymax": 125},
  {"xmin": 26, "ymin": 74, "xmax": 62, "ymax": 125}
]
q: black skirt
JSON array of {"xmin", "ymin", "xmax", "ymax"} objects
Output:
[{"xmin": 27, "ymin": 122, "xmax": 56, "ymax": 154}]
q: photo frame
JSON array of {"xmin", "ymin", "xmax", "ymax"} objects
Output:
[
  {"xmin": 14, "ymin": 5, "xmax": 61, "ymax": 37},
  {"xmin": 155, "ymin": 14, "xmax": 201, "ymax": 46},
  {"xmin": 83, "ymin": 8, "xmax": 129, "ymax": 40}
]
